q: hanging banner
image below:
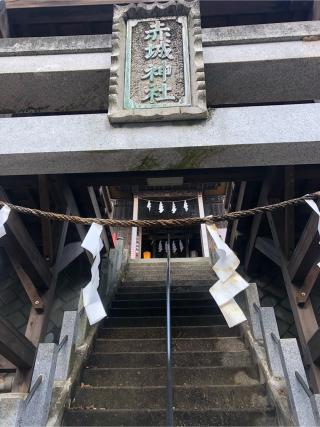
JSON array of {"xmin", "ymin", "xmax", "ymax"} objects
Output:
[
  {"xmin": 0, "ymin": 205, "xmax": 11, "ymax": 239},
  {"xmin": 207, "ymin": 224, "xmax": 249, "ymax": 328},
  {"xmin": 81, "ymin": 223, "xmax": 107, "ymax": 325}
]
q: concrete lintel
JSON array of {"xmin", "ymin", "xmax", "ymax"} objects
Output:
[
  {"xmin": 203, "ymin": 21, "xmax": 320, "ymax": 46},
  {"xmin": 1, "ymin": 103, "xmax": 319, "ymax": 175},
  {"xmin": 0, "ymin": 26, "xmax": 319, "ymax": 112}
]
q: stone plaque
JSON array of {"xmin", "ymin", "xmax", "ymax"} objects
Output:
[{"xmin": 108, "ymin": 1, "xmax": 207, "ymax": 123}]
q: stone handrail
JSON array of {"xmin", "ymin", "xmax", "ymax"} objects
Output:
[{"xmin": 242, "ymin": 283, "xmax": 320, "ymax": 426}]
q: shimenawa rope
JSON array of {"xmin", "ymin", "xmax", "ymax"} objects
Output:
[{"xmin": 0, "ymin": 191, "xmax": 319, "ymax": 228}]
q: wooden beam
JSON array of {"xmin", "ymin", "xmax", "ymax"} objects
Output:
[
  {"xmin": 296, "ymin": 264, "xmax": 320, "ymax": 306},
  {"xmin": 0, "ymin": 354, "xmax": 15, "ymax": 371},
  {"xmin": 100, "ymin": 186, "xmax": 113, "ymax": 218},
  {"xmin": 88, "ymin": 186, "xmax": 112, "ymax": 252},
  {"xmin": 312, "ymin": 0, "xmax": 320, "ymax": 20},
  {"xmin": 138, "ymin": 190, "xmax": 197, "ymax": 199},
  {"xmin": 284, "ymin": 166, "xmax": 295, "ymax": 259},
  {"xmin": 229, "ymin": 181, "xmax": 246, "ymax": 249},
  {"xmin": 244, "ymin": 169, "xmax": 275, "ymax": 271},
  {"xmin": 0, "ymin": 316, "xmax": 35, "ymax": 369},
  {"xmin": 0, "ymin": 187, "xmax": 52, "ymax": 288},
  {"xmin": 255, "ymin": 237, "xmax": 280, "ymax": 267},
  {"xmin": 61, "ymin": 180, "xmax": 92, "ymax": 263},
  {"xmin": 38, "ymin": 175, "xmax": 53, "ymax": 263},
  {"xmin": 267, "ymin": 211, "xmax": 320, "ymax": 392},
  {"xmin": 288, "ymin": 205, "xmax": 319, "ymax": 280},
  {"xmin": 309, "ymin": 328, "xmax": 320, "ymax": 366},
  {"xmin": 13, "ymin": 208, "xmax": 70, "ymax": 392},
  {"xmin": 5, "ymin": 243, "xmax": 44, "ymax": 311}
]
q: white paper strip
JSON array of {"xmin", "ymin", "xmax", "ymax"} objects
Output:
[
  {"xmin": 207, "ymin": 224, "xmax": 249, "ymax": 327},
  {"xmin": 219, "ymin": 298, "xmax": 247, "ymax": 328},
  {"xmin": 81, "ymin": 223, "xmax": 107, "ymax": 325},
  {"xmin": 0, "ymin": 205, "xmax": 11, "ymax": 239},
  {"xmin": 210, "ymin": 272, "xmax": 249, "ymax": 307}
]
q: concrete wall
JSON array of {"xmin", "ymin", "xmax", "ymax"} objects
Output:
[{"xmin": 0, "ymin": 22, "xmax": 319, "ymax": 113}]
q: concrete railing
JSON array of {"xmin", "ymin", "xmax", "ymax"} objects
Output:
[
  {"xmin": 242, "ymin": 284, "xmax": 320, "ymax": 426},
  {"xmin": 0, "ymin": 237, "xmax": 128, "ymax": 427}
]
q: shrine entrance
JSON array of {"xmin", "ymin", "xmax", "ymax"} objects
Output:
[
  {"xmin": 130, "ymin": 192, "xmax": 211, "ymax": 260},
  {"xmin": 141, "ymin": 226, "xmax": 203, "ymax": 259}
]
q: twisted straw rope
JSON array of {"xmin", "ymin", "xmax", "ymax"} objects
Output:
[{"xmin": 0, "ymin": 192, "xmax": 319, "ymax": 228}]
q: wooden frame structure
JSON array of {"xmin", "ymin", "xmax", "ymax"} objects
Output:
[
  {"xmin": 0, "ymin": 176, "xmax": 114, "ymax": 392},
  {"xmin": 229, "ymin": 166, "xmax": 320, "ymax": 392}
]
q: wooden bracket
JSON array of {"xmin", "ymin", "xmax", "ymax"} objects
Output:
[
  {"xmin": 5, "ymin": 243, "xmax": 44, "ymax": 312},
  {"xmin": 296, "ymin": 263, "xmax": 320, "ymax": 306}
]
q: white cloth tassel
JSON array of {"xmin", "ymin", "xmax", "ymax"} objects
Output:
[
  {"xmin": 172, "ymin": 202, "xmax": 177, "ymax": 214},
  {"xmin": 207, "ymin": 224, "xmax": 249, "ymax": 327},
  {"xmin": 172, "ymin": 240, "xmax": 177, "ymax": 254},
  {"xmin": 159, "ymin": 201, "xmax": 164, "ymax": 214},
  {"xmin": 0, "ymin": 205, "xmax": 11, "ymax": 239},
  {"xmin": 81, "ymin": 223, "xmax": 107, "ymax": 325},
  {"xmin": 147, "ymin": 200, "xmax": 151, "ymax": 211},
  {"xmin": 183, "ymin": 200, "xmax": 188, "ymax": 212}
]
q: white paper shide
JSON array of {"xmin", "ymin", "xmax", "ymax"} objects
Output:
[
  {"xmin": 207, "ymin": 224, "xmax": 249, "ymax": 328},
  {"xmin": 81, "ymin": 223, "xmax": 107, "ymax": 325},
  {"xmin": 0, "ymin": 205, "xmax": 11, "ymax": 239}
]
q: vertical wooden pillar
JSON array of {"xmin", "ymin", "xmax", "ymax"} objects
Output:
[
  {"xmin": 197, "ymin": 192, "xmax": 210, "ymax": 258},
  {"xmin": 130, "ymin": 195, "xmax": 139, "ymax": 259}
]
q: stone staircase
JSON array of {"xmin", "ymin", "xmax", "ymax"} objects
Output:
[{"xmin": 63, "ymin": 258, "xmax": 278, "ymax": 426}]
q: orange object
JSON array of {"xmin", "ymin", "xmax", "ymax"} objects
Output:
[{"xmin": 143, "ymin": 251, "xmax": 151, "ymax": 259}]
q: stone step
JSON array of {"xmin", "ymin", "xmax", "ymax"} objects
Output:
[
  {"xmin": 126, "ymin": 273, "xmax": 214, "ymax": 281},
  {"xmin": 81, "ymin": 366, "xmax": 260, "ymax": 387},
  {"xmin": 98, "ymin": 325, "xmax": 240, "ymax": 339},
  {"xmin": 94, "ymin": 337, "xmax": 246, "ymax": 353},
  {"xmin": 114, "ymin": 291, "xmax": 211, "ymax": 300},
  {"xmin": 72, "ymin": 384, "xmax": 269, "ymax": 410},
  {"xmin": 63, "ymin": 408, "xmax": 277, "ymax": 426},
  {"xmin": 88, "ymin": 350, "xmax": 252, "ymax": 368},
  {"xmin": 112, "ymin": 298, "xmax": 215, "ymax": 308},
  {"xmin": 121, "ymin": 280, "xmax": 213, "ymax": 287},
  {"xmin": 117, "ymin": 286, "xmax": 211, "ymax": 295},
  {"xmin": 103, "ymin": 315, "xmax": 226, "ymax": 328},
  {"xmin": 109, "ymin": 305, "xmax": 220, "ymax": 317}
]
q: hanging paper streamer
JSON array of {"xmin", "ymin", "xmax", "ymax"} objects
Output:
[
  {"xmin": 0, "ymin": 205, "xmax": 11, "ymax": 239},
  {"xmin": 183, "ymin": 200, "xmax": 189, "ymax": 212},
  {"xmin": 172, "ymin": 202, "xmax": 177, "ymax": 214},
  {"xmin": 165, "ymin": 241, "xmax": 169, "ymax": 254},
  {"xmin": 81, "ymin": 223, "xmax": 107, "ymax": 325},
  {"xmin": 172, "ymin": 240, "xmax": 177, "ymax": 254},
  {"xmin": 159, "ymin": 201, "xmax": 164, "ymax": 214},
  {"xmin": 147, "ymin": 200, "xmax": 152, "ymax": 211},
  {"xmin": 305, "ymin": 199, "xmax": 320, "ymax": 267},
  {"xmin": 158, "ymin": 240, "xmax": 163, "ymax": 253},
  {"xmin": 207, "ymin": 224, "xmax": 249, "ymax": 328},
  {"xmin": 179, "ymin": 240, "xmax": 184, "ymax": 253}
]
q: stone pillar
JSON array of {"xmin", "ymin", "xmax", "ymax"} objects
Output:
[{"xmin": 197, "ymin": 192, "xmax": 210, "ymax": 258}]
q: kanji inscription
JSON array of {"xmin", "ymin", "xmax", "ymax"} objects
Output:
[
  {"xmin": 108, "ymin": 0, "xmax": 207, "ymax": 123},
  {"xmin": 124, "ymin": 16, "xmax": 191, "ymax": 110}
]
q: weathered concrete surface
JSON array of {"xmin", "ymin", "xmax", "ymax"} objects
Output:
[
  {"xmin": 0, "ymin": 21, "xmax": 319, "ymax": 112},
  {"xmin": 202, "ymin": 21, "xmax": 320, "ymax": 46},
  {"xmin": 0, "ymin": 103, "xmax": 319, "ymax": 175}
]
